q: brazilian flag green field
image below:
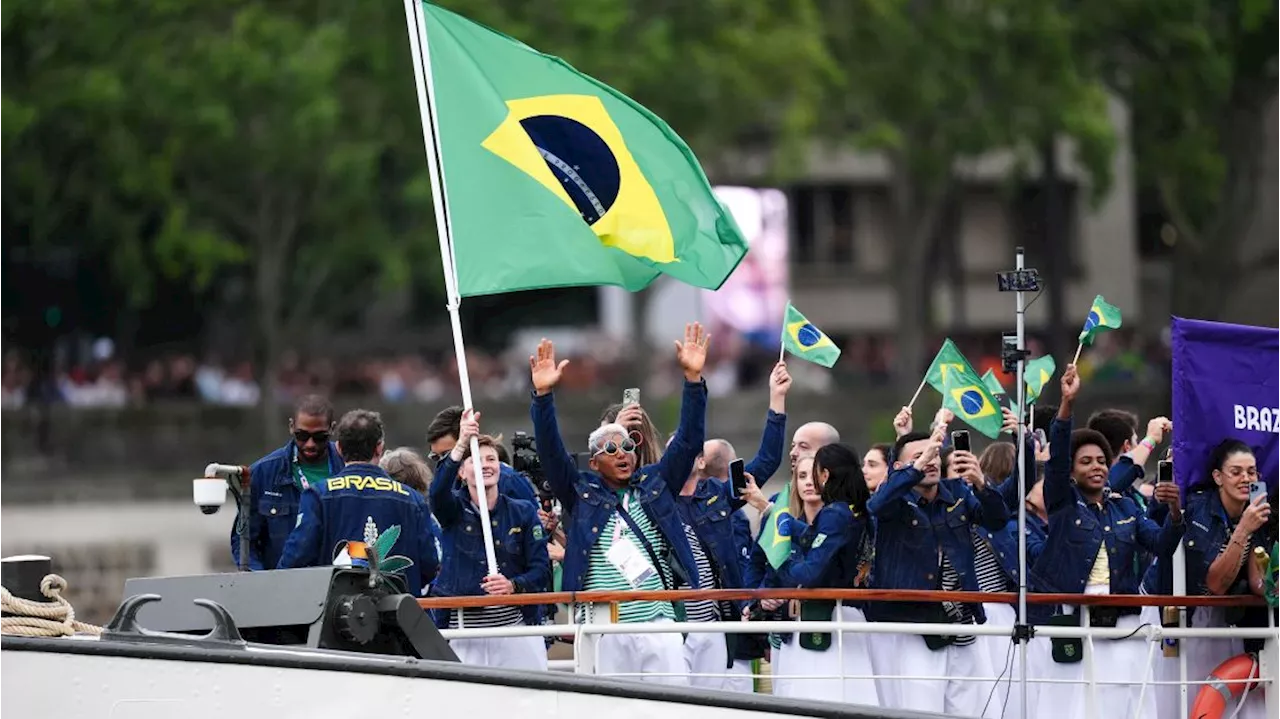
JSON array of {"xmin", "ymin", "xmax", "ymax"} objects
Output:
[{"xmin": 419, "ymin": 2, "xmax": 748, "ymax": 296}]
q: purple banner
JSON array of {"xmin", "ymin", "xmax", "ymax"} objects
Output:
[{"xmin": 1171, "ymin": 316, "xmax": 1279, "ymax": 493}]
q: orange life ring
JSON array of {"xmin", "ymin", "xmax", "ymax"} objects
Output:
[{"xmin": 1188, "ymin": 653, "xmax": 1260, "ymax": 719}]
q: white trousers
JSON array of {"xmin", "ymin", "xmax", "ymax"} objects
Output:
[
  {"xmin": 1027, "ymin": 613, "xmax": 1158, "ymax": 719},
  {"xmin": 731, "ymin": 659, "xmax": 757, "ymax": 692},
  {"xmin": 980, "ymin": 602, "xmax": 1024, "ymax": 719},
  {"xmin": 450, "ymin": 635, "xmax": 548, "ymax": 672},
  {"xmin": 682, "ymin": 631, "xmax": 753, "ymax": 692},
  {"xmin": 596, "ymin": 617, "xmax": 688, "ymax": 685},
  {"xmin": 774, "ymin": 605, "xmax": 879, "ymax": 707},
  {"xmin": 874, "ymin": 630, "xmax": 998, "ymax": 717}
]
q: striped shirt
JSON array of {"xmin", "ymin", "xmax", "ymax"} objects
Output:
[
  {"xmin": 578, "ymin": 488, "xmax": 675, "ymax": 624},
  {"xmin": 447, "ymin": 604, "xmax": 524, "ymax": 629},
  {"xmin": 972, "ymin": 530, "xmax": 1013, "ymax": 594},
  {"xmin": 679, "ymin": 523, "xmax": 729, "ymax": 623},
  {"xmin": 939, "ymin": 553, "xmax": 977, "ymax": 646}
]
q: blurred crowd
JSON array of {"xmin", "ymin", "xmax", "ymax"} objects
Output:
[{"xmin": 0, "ymin": 328, "xmax": 1167, "ymax": 410}]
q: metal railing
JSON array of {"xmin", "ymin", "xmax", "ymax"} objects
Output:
[{"xmin": 419, "ymin": 588, "xmax": 1278, "ymax": 718}]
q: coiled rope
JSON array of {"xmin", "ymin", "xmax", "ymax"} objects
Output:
[{"xmin": 1, "ymin": 574, "xmax": 102, "ymax": 637}]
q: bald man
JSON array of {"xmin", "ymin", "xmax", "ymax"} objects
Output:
[{"xmin": 789, "ymin": 421, "xmax": 840, "ymax": 470}]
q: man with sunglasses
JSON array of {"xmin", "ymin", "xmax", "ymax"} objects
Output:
[
  {"xmin": 231, "ymin": 394, "xmax": 344, "ymax": 570},
  {"xmin": 528, "ymin": 323, "xmax": 710, "ymax": 685}
]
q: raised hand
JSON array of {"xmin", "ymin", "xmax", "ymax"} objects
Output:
[
  {"xmin": 458, "ymin": 409, "xmax": 480, "ymax": 444},
  {"xmin": 1152, "ymin": 481, "xmax": 1183, "ymax": 523},
  {"xmin": 615, "ymin": 403, "xmax": 644, "ymax": 431},
  {"xmin": 1240, "ymin": 494, "xmax": 1271, "ymax": 535},
  {"xmin": 933, "ymin": 407, "xmax": 955, "ymax": 432},
  {"xmin": 1145, "ymin": 416, "xmax": 1172, "ymax": 445},
  {"xmin": 769, "ymin": 362, "xmax": 793, "ymax": 399},
  {"xmin": 674, "ymin": 322, "xmax": 710, "ymax": 381},
  {"xmin": 912, "ymin": 424, "xmax": 946, "ymax": 473},
  {"xmin": 951, "ymin": 450, "xmax": 985, "ymax": 490},
  {"xmin": 893, "ymin": 406, "xmax": 913, "ymax": 438},
  {"xmin": 1000, "ymin": 407, "xmax": 1018, "ymax": 436},
  {"xmin": 1060, "ymin": 363, "xmax": 1081, "ymax": 403},
  {"xmin": 529, "ymin": 338, "xmax": 569, "ymax": 395}
]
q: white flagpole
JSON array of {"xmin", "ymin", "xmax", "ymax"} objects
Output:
[{"xmin": 402, "ymin": 0, "xmax": 498, "ymax": 576}]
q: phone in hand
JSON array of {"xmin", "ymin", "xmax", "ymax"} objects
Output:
[
  {"xmin": 951, "ymin": 430, "xmax": 971, "ymax": 454},
  {"xmin": 1249, "ymin": 481, "xmax": 1268, "ymax": 505},
  {"xmin": 1157, "ymin": 460, "xmax": 1173, "ymax": 484},
  {"xmin": 730, "ymin": 458, "xmax": 748, "ymax": 496},
  {"xmin": 622, "ymin": 387, "xmax": 640, "ymax": 407}
]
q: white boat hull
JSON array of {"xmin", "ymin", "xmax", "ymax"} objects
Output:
[{"xmin": 1, "ymin": 637, "xmax": 942, "ymax": 719}]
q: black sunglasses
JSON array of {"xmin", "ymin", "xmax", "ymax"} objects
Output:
[{"xmin": 293, "ymin": 429, "xmax": 330, "ymax": 444}]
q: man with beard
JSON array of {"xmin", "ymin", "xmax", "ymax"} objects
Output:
[{"xmin": 232, "ymin": 394, "xmax": 344, "ymax": 570}]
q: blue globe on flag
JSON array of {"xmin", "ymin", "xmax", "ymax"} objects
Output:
[
  {"xmin": 959, "ymin": 390, "xmax": 985, "ymax": 416},
  {"xmin": 1083, "ymin": 311, "xmax": 1100, "ymax": 332},
  {"xmin": 796, "ymin": 323, "xmax": 822, "ymax": 347}
]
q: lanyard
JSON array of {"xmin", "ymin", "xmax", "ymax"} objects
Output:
[
  {"xmin": 612, "ymin": 491, "xmax": 633, "ymax": 545},
  {"xmin": 291, "ymin": 446, "xmax": 310, "ymax": 491}
]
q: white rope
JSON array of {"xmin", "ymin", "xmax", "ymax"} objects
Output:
[{"xmin": 1, "ymin": 574, "xmax": 102, "ymax": 637}]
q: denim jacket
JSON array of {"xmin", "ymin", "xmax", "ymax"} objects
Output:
[
  {"xmin": 530, "ymin": 380, "xmax": 707, "ymax": 593},
  {"xmin": 277, "ymin": 463, "xmax": 440, "ymax": 596},
  {"xmin": 1182, "ymin": 489, "xmax": 1252, "ymax": 596},
  {"xmin": 232, "ymin": 439, "xmax": 344, "ymax": 570},
  {"xmin": 973, "ymin": 520, "xmax": 1021, "ymax": 588},
  {"xmin": 676, "ymin": 409, "xmax": 786, "ymax": 591},
  {"xmin": 865, "ymin": 467, "xmax": 1009, "ymax": 623},
  {"xmin": 1028, "ymin": 416, "xmax": 1184, "ymax": 622},
  {"xmin": 427, "ymin": 456, "xmax": 550, "ymax": 626},
  {"xmin": 768, "ymin": 502, "xmax": 871, "ymax": 593}
]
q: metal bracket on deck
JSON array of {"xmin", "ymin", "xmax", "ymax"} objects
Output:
[{"xmin": 102, "ymin": 594, "xmax": 246, "ymax": 648}]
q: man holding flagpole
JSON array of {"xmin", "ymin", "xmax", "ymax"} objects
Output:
[{"xmin": 529, "ymin": 324, "xmax": 711, "ymax": 684}]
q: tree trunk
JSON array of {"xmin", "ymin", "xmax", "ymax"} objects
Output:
[
  {"xmin": 1167, "ymin": 98, "xmax": 1271, "ymax": 321},
  {"xmin": 888, "ymin": 156, "xmax": 950, "ymax": 400},
  {"xmin": 1042, "ymin": 138, "xmax": 1068, "ymax": 360}
]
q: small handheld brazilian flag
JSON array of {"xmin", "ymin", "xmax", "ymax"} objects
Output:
[
  {"xmin": 924, "ymin": 339, "xmax": 970, "ymax": 390},
  {"xmin": 757, "ymin": 485, "xmax": 795, "ymax": 569},
  {"xmin": 1024, "ymin": 355, "xmax": 1057, "ymax": 404},
  {"xmin": 981, "ymin": 369, "xmax": 1007, "ymax": 399},
  {"xmin": 941, "ymin": 369, "xmax": 1005, "ymax": 439},
  {"xmin": 1078, "ymin": 295, "xmax": 1123, "ymax": 345},
  {"xmin": 781, "ymin": 303, "xmax": 841, "ymax": 368},
  {"xmin": 924, "ymin": 340, "xmax": 1003, "ymax": 438}
]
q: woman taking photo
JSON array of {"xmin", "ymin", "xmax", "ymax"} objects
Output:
[
  {"xmin": 1181, "ymin": 438, "xmax": 1272, "ymax": 719},
  {"xmin": 757, "ymin": 444, "xmax": 878, "ymax": 706}
]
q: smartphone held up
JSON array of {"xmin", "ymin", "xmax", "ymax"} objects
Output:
[{"xmin": 730, "ymin": 458, "xmax": 748, "ymax": 497}]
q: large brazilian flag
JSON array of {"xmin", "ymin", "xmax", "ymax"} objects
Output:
[{"xmin": 417, "ymin": 2, "xmax": 748, "ymax": 296}]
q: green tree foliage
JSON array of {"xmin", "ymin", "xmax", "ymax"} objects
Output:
[
  {"xmin": 3, "ymin": 0, "xmax": 834, "ymax": 400},
  {"xmin": 448, "ymin": 0, "xmax": 834, "ymax": 164},
  {"xmin": 1083, "ymin": 0, "xmax": 1277, "ymax": 320},
  {"xmin": 815, "ymin": 0, "xmax": 1117, "ymax": 392},
  {"xmin": 4, "ymin": 0, "xmax": 438, "ymax": 425}
]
